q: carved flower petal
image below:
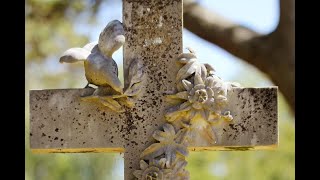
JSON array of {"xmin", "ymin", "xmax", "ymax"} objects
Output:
[
  {"xmin": 165, "ymin": 148, "xmax": 176, "ymax": 167},
  {"xmin": 175, "ymin": 91, "xmax": 189, "ymax": 100},
  {"xmin": 215, "ymin": 95, "xmax": 228, "ymax": 105},
  {"xmin": 205, "ymin": 77, "xmax": 215, "ymax": 88},
  {"xmin": 206, "ymin": 87, "xmax": 214, "ymax": 98},
  {"xmin": 133, "ymin": 170, "xmax": 143, "ymax": 179},
  {"xmin": 189, "ymin": 110, "xmax": 197, "ymax": 120},
  {"xmin": 194, "ymin": 84, "xmax": 206, "ymax": 90},
  {"xmin": 140, "ymin": 160, "xmax": 149, "ymax": 170},
  {"xmin": 172, "ymin": 159, "xmax": 188, "ymax": 174},
  {"xmin": 204, "ymin": 125, "xmax": 217, "ymax": 144},
  {"xmin": 192, "ymin": 102, "xmax": 203, "ymax": 110},
  {"xmin": 175, "ymin": 144, "xmax": 189, "ymax": 157},
  {"xmin": 153, "ymin": 130, "xmax": 167, "ymax": 142},
  {"xmin": 182, "ymin": 80, "xmax": 193, "ymax": 91},
  {"xmin": 175, "ymin": 128, "xmax": 189, "ymax": 144},
  {"xmin": 189, "ymin": 88, "xmax": 196, "ymax": 96},
  {"xmin": 179, "ymin": 101, "xmax": 192, "ymax": 111},
  {"xmin": 140, "ymin": 143, "xmax": 166, "ymax": 160},
  {"xmin": 194, "ymin": 73, "xmax": 204, "ymax": 86},
  {"xmin": 176, "ymin": 61, "xmax": 200, "ymax": 82},
  {"xmin": 200, "ymin": 64, "xmax": 208, "ymax": 81},
  {"xmin": 159, "ymin": 158, "xmax": 167, "ymax": 169},
  {"xmin": 165, "ymin": 107, "xmax": 189, "ymax": 122},
  {"xmin": 163, "ymin": 123, "xmax": 176, "ymax": 136}
]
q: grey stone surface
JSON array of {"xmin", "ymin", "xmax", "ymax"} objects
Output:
[
  {"xmin": 30, "ymin": 88, "xmax": 277, "ymax": 151},
  {"xmin": 123, "ymin": 0, "xmax": 183, "ymax": 179}
]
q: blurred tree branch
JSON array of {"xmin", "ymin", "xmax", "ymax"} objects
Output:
[{"xmin": 183, "ymin": 0, "xmax": 295, "ymax": 113}]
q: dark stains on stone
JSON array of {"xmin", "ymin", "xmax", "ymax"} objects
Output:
[{"xmin": 38, "ymin": 124, "xmax": 45, "ymax": 130}]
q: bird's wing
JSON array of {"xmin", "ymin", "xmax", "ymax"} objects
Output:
[
  {"xmin": 83, "ymin": 42, "xmax": 98, "ymax": 52},
  {"xmin": 97, "ymin": 66, "xmax": 123, "ymax": 94},
  {"xmin": 59, "ymin": 48, "xmax": 91, "ymax": 63}
]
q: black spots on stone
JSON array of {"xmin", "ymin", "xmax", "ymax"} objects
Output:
[
  {"xmin": 83, "ymin": 142, "xmax": 86, "ymax": 144},
  {"xmin": 55, "ymin": 128, "xmax": 59, "ymax": 132},
  {"xmin": 229, "ymin": 124, "xmax": 237, "ymax": 131},
  {"xmin": 134, "ymin": 114, "xmax": 143, "ymax": 121},
  {"xmin": 248, "ymin": 89, "xmax": 256, "ymax": 96},
  {"xmin": 131, "ymin": 141, "xmax": 138, "ymax": 146},
  {"xmin": 54, "ymin": 137, "xmax": 58, "ymax": 140},
  {"xmin": 238, "ymin": 124, "xmax": 247, "ymax": 132},
  {"xmin": 42, "ymin": 133, "xmax": 46, "ymax": 137},
  {"xmin": 38, "ymin": 124, "xmax": 45, "ymax": 130},
  {"xmin": 87, "ymin": 114, "xmax": 91, "ymax": 117},
  {"xmin": 30, "ymin": 133, "xmax": 33, "ymax": 136}
]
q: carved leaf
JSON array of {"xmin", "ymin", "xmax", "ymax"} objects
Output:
[
  {"xmin": 128, "ymin": 59, "xmax": 144, "ymax": 86},
  {"xmin": 176, "ymin": 61, "xmax": 201, "ymax": 82},
  {"xmin": 99, "ymin": 97, "xmax": 124, "ymax": 112},
  {"xmin": 125, "ymin": 59, "xmax": 145, "ymax": 97},
  {"xmin": 124, "ymin": 82, "xmax": 143, "ymax": 96},
  {"xmin": 181, "ymin": 80, "xmax": 193, "ymax": 91},
  {"xmin": 140, "ymin": 124, "xmax": 188, "ymax": 167}
]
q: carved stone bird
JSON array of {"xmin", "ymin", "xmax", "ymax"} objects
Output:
[{"xmin": 59, "ymin": 20, "xmax": 125, "ymax": 95}]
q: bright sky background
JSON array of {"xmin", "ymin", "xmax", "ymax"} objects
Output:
[{"xmin": 73, "ymin": 0, "xmax": 279, "ymax": 178}]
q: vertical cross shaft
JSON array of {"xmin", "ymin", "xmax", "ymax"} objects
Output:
[{"xmin": 123, "ymin": 0, "xmax": 182, "ymax": 179}]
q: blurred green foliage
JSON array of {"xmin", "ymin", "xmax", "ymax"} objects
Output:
[{"xmin": 25, "ymin": 0, "xmax": 294, "ymax": 179}]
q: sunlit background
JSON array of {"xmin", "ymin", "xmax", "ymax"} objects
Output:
[{"xmin": 25, "ymin": 0, "xmax": 294, "ymax": 179}]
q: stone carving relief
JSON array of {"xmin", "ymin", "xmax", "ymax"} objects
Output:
[
  {"xmin": 134, "ymin": 49, "xmax": 240, "ymax": 179},
  {"xmin": 59, "ymin": 20, "xmax": 145, "ymax": 112}
]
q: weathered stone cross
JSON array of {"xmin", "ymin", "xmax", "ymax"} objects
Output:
[{"xmin": 29, "ymin": 0, "xmax": 278, "ymax": 179}]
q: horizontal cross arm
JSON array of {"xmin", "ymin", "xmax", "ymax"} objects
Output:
[
  {"xmin": 187, "ymin": 87, "xmax": 278, "ymax": 150},
  {"xmin": 29, "ymin": 89, "xmax": 126, "ymax": 153}
]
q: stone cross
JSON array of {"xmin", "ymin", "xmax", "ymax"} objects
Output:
[{"xmin": 29, "ymin": 0, "xmax": 278, "ymax": 179}]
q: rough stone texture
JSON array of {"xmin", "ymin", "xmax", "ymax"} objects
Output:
[
  {"xmin": 192, "ymin": 87, "xmax": 278, "ymax": 150},
  {"xmin": 30, "ymin": 87, "xmax": 277, "ymax": 150},
  {"xmin": 29, "ymin": 88, "xmax": 126, "ymax": 152},
  {"xmin": 123, "ymin": 0, "xmax": 182, "ymax": 179}
]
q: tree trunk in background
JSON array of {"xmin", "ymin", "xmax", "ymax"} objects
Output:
[{"xmin": 183, "ymin": 0, "xmax": 295, "ymax": 113}]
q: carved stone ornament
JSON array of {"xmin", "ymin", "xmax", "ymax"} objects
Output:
[
  {"xmin": 134, "ymin": 49, "xmax": 240, "ymax": 180},
  {"xmin": 59, "ymin": 20, "xmax": 145, "ymax": 112}
]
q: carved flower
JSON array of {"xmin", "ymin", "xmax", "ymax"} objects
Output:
[
  {"xmin": 165, "ymin": 63, "xmax": 236, "ymax": 145},
  {"xmin": 140, "ymin": 123, "xmax": 188, "ymax": 167},
  {"xmin": 133, "ymin": 156, "xmax": 189, "ymax": 180},
  {"xmin": 133, "ymin": 159, "xmax": 172, "ymax": 180},
  {"xmin": 166, "ymin": 73, "xmax": 232, "ymax": 124}
]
